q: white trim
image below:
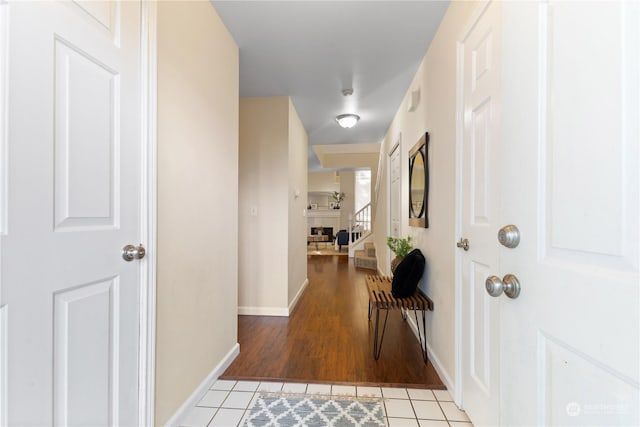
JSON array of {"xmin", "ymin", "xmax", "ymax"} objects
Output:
[
  {"xmin": 138, "ymin": 1, "xmax": 157, "ymax": 426},
  {"xmin": 0, "ymin": 0, "xmax": 8, "ymax": 236},
  {"xmin": 0, "ymin": 305, "xmax": 7, "ymax": 427},
  {"xmin": 163, "ymin": 343, "xmax": 240, "ymax": 427},
  {"xmin": 288, "ymin": 278, "xmax": 309, "ymax": 314},
  {"xmin": 387, "ymin": 136, "xmax": 401, "ymax": 275},
  {"xmin": 404, "ymin": 313, "xmax": 456, "ymax": 401},
  {"xmin": 238, "ymin": 306, "xmax": 289, "ymax": 317},
  {"xmin": 388, "ymin": 137, "xmax": 400, "ymax": 157},
  {"xmin": 0, "ymin": 3, "xmax": 7, "ymax": 422},
  {"xmin": 453, "ymin": 36, "xmax": 465, "ymax": 410},
  {"xmin": 454, "ymin": 0, "xmax": 494, "ymax": 410}
]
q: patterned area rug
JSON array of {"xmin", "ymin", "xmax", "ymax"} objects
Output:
[{"xmin": 243, "ymin": 392, "xmax": 386, "ymax": 427}]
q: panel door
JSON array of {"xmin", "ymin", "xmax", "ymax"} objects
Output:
[
  {"xmin": 459, "ymin": 1, "xmax": 502, "ymax": 425},
  {"xmin": 499, "ymin": 1, "xmax": 639, "ymax": 425},
  {"xmin": 1, "ymin": 1, "xmax": 144, "ymax": 424}
]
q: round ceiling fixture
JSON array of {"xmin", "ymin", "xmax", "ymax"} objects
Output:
[{"xmin": 335, "ymin": 113, "xmax": 360, "ymax": 129}]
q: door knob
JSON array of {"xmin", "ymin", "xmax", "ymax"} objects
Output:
[
  {"xmin": 122, "ymin": 244, "xmax": 146, "ymax": 262},
  {"xmin": 498, "ymin": 225, "xmax": 520, "ymax": 248},
  {"xmin": 485, "ymin": 274, "xmax": 521, "ymax": 299},
  {"xmin": 456, "ymin": 238, "xmax": 469, "ymax": 251}
]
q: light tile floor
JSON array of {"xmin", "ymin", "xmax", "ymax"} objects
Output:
[{"xmin": 179, "ymin": 380, "xmax": 474, "ymax": 427}]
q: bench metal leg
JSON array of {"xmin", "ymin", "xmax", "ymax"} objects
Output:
[
  {"xmin": 373, "ymin": 307, "xmax": 390, "ymax": 360},
  {"xmin": 368, "ymin": 301, "xmax": 372, "ymax": 320},
  {"xmin": 413, "ymin": 308, "xmax": 428, "ymax": 364}
]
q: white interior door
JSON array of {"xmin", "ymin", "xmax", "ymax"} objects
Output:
[
  {"xmin": 389, "ymin": 142, "xmax": 401, "ymax": 269},
  {"xmin": 1, "ymin": 1, "xmax": 145, "ymax": 424},
  {"xmin": 458, "ymin": 2, "xmax": 501, "ymax": 425},
  {"xmin": 498, "ymin": 1, "xmax": 639, "ymax": 425}
]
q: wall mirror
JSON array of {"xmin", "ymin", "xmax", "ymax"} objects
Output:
[{"xmin": 409, "ymin": 132, "xmax": 429, "ymax": 228}]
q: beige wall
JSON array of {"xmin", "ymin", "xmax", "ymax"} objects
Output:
[
  {"xmin": 308, "ymin": 171, "xmax": 340, "ymax": 193},
  {"xmin": 287, "ymin": 99, "xmax": 309, "ymax": 305},
  {"xmin": 239, "ymin": 97, "xmax": 308, "ymax": 313},
  {"xmin": 339, "ymin": 171, "xmax": 355, "ymax": 230},
  {"xmin": 155, "ymin": 2, "xmax": 239, "ymax": 424},
  {"xmin": 239, "ymin": 97, "xmax": 289, "ymax": 311},
  {"xmin": 317, "ymin": 153, "xmax": 379, "ymax": 200},
  {"xmin": 373, "ymin": 0, "xmax": 477, "ymax": 391}
]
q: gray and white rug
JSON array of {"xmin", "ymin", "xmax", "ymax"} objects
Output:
[{"xmin": 243, "ymin": 392, "xmax": 386, "ymax": 427}]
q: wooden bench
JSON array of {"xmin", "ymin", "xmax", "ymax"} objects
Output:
[{"xmin": 366, "ymin": 275, "xmax": 434, "ymax": 363}]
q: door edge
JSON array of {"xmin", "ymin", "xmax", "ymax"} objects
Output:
[
  {"xmin": 138, "ymin": 1, "xmax": 158, "ymax": 425},
  {"xmin": 387, "ymin": 135, "xmax": 401, "ymax": 275},
  {"xmin": 0, "ymin": 2, "xmax": 8, "ymax": 424},
  {"xmin": 453, "ymin": 0, "xmax": 496, "ymax": 412}
]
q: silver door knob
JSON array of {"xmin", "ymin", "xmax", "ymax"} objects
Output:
[
  {"xmin": 122, "ymin": 244, "xmax": 146, "ymax": 262},
  {"xmin": 485, "ymin": 274, "xmax": 521, "ymax": 299},
  {"xmin": 498, "ymin": 225, "xmax": 520, "ymax": 248},
  {"xmin": 456, "ymin": 238, "xmax": 469, "ymax": 251}
]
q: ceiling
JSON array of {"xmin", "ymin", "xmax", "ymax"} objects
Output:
[{"xmin": 211, "ymin": 1, "xmax": 450, "ymax": 172}]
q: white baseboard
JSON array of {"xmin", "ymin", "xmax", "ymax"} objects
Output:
[
  {"xmin": 405, "ymin": 312, "xmax": 455, "ymax": 395},
  {"xmin": 0, "ymin": 305, "xmax": 7, "ymax": 427},
  {"xmin": 288, "ymin": 278, "xmax": 309, "ymax": 314},
  {"xmin": 238, "ymin": 306, "xmax": 289, "ymax": 316},
  {"xmin": 164, "ymin": 343, "xmax": 240, "ymax": 427}
]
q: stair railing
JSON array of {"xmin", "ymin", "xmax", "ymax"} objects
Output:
[{"xmin": 349, "ymin": 202, "xmax": 371, "ymax": 242}]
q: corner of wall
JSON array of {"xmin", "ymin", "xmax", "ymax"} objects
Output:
[
  {"xmin": 287, "ymin": 100, "xmax": 309, "ymax": 308},
  {"xmin": 405, "ymin": 315, "xmax": 455, "ymax": 395},
  {"xmin": 163, "ymin": 344, "xmax": 240, "ymax": 427},
  {"xmin": 288, "ymin": 278, "xmax": 309, "ymax": 315}
]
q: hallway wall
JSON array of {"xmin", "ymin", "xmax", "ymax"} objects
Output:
[
  {"xmin": 287, "ymin": 98, "xmax": 309, "ymax": 308},
  {"xmin": 239, "ymin": 97, "xmax": 289, "ymax": 312},
  {"xmin": 339, "ymin": 171, "xmax": 355, "ymax": 231},
  {"xmin": 156, "ymin": 1, "xmax": 239, "ymax": 424},
  {"xmin": 308, "ymin": 171, "xmax": 341, "ymax": 193},
  {"xmin": 373, "ymin": 0, "xmax": 477, "ymax": 392},
  {"xmin": 238, "ymin": 97, "xmax": 309, "ymax": 314}
]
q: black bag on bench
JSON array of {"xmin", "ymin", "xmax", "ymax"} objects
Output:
[{"xmin": 391, "ymin": 249, "xmax": 425, "ymax": 298}]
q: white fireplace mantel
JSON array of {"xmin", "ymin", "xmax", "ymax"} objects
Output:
[{"xmin": 307, "ymin": 209, "xmax": 341, "ymax": 235}]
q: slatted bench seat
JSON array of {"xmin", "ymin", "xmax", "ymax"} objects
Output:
[{"xmin": 366, "ymin": 275, "xmax": 434, "ymax": 363}]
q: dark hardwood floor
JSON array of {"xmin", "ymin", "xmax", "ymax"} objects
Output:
[{"xmin": 221, "ymin": 255, "xmax": 445, "ymax": 389}]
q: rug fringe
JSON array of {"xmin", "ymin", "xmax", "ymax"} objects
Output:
[{"xmin": 257, "ymin": 391, "xmax": 383, "ymax": 404}]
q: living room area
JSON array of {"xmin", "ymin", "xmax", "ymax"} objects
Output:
[{"xmin": 307, "ymin": 169, "xmax": 373, "ymax": 257}]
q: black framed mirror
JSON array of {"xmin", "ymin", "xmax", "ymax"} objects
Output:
[{"xmin": 409, "ymin": 132, "xmax": 429, "ymax": 228}]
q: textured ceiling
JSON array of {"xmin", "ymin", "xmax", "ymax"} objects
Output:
[{"xmin": 211, "ymin": 1, "xmax": 450, "ymax": 171}]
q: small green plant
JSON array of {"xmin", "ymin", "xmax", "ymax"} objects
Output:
[{"xmin": 387, "ymin": 236, "xmax": 413, "ymax": 257}]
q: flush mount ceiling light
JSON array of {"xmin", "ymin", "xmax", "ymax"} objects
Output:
[
  {"xmin": 336, "ymin": 88, "xmax": 360, "ymax": 128},
  {"xmin": 335, "ymin": 113, "xmax": 360, "ymax": 129}
]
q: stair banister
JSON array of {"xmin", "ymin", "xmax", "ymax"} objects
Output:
[{"xmin": 352, "ymin": 203, "xmax": 371, "ymax": 242}]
